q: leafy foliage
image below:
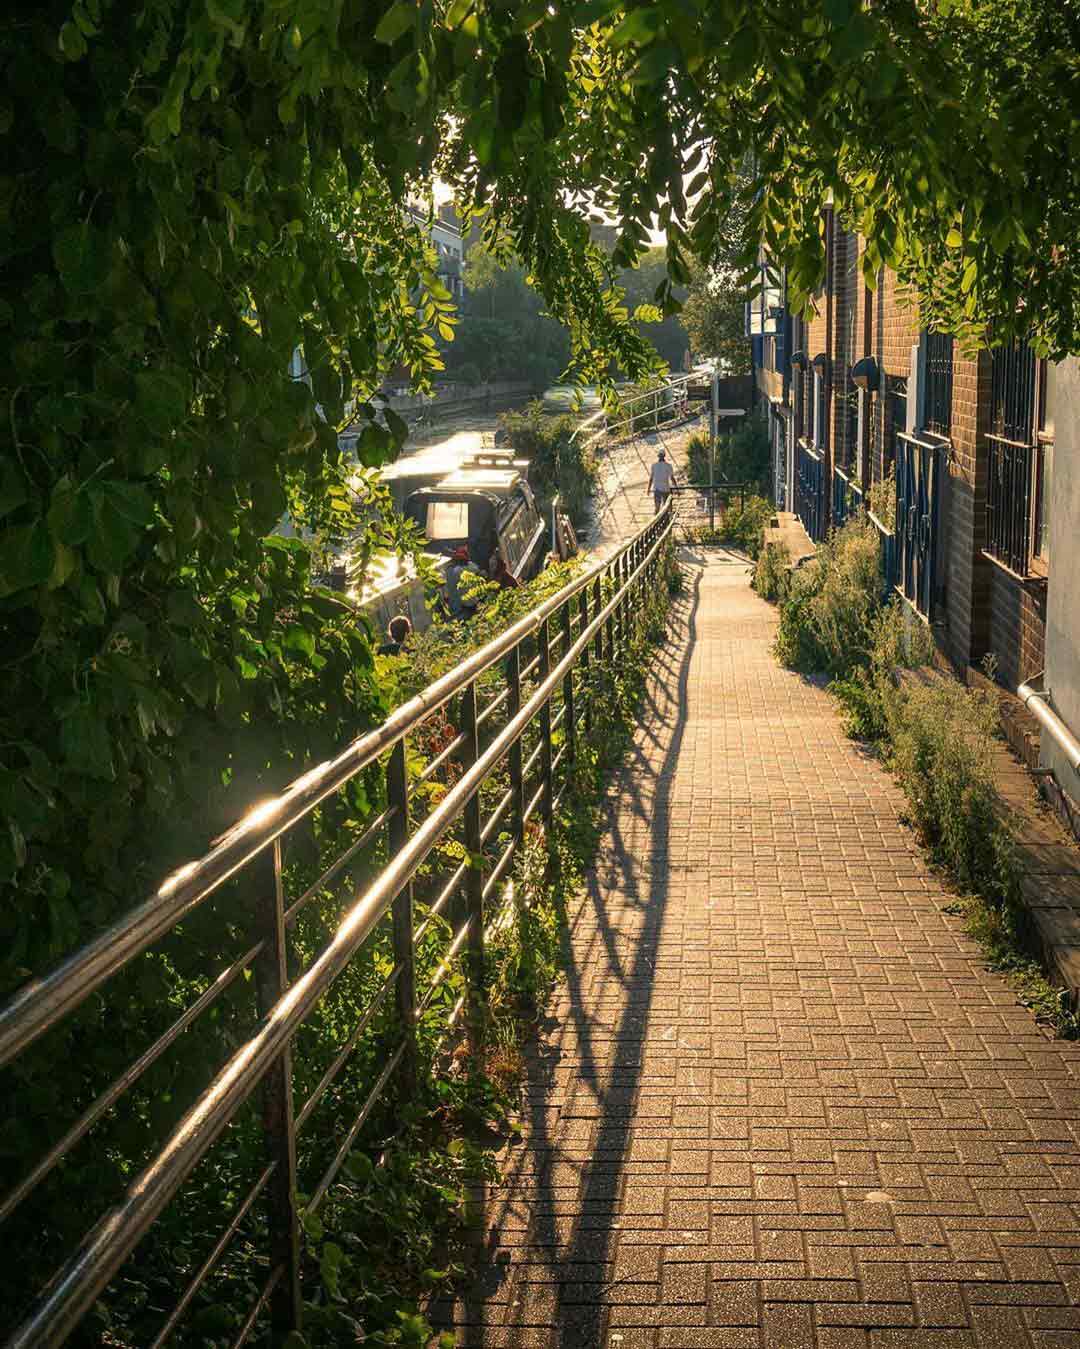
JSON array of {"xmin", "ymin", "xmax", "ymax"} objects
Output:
[
  {"xmin": 686, "ymin": 413, "xmax": 770, "ymax": 490},
  {"xmin": 773, "ymin": 517, "xmax": 883, "ymax": 674},
  {"xmin": 753, "ymin": 543, "xmax": 791, "ymax": 602},
  {"xmin": 496, "ymin": 402, "xmax": 597, "ymax": 525},
  {"xmin": 680, "ymin": 262, "xmax": 752, "ymax": 373}
]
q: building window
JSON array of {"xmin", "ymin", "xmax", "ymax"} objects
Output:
[
  {"xmin": 984, "ymin": 340, "xmax": 1048, "ymax": 577},
  {"xmin": 812, "ymin": 369, "xmax": 825, "ymax": 448},
  {"xmin": 923, "ymin": 332, "xmax": 953, "ymax": 436}
]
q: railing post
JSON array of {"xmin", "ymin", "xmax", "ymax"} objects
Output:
[
  {"xmin": 561, "ymin": 599, "xmax": 576, "ymax": 768},
  {"xmin": 505, "ymin": 645, "xmax": 525, "ymax": 846},
  {"xmin": 537, "ymin": 617, "xmax": 554, "ymax": 829},
  {"xmin": 593, "ymin": 574, "xmax": 605, "ymax": 666},
  {"xmin": 387, "ymin": 739, "xmax": 417, "ymax": 1096},
  {"xmin": 578, "ymin": 589, "xmax": 592, "ymax": 737},
  {"xmin": 253, "ymin": 839, "xmax": 302, "ymax": 1344},
  {"xmin": 459, "ymin": 682, "xmax": 485, "ymax": 1051}
]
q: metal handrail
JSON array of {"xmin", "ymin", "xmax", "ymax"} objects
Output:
[
  {"xmin": 0, "ymin": 504, "xmax": 674, "ymax": 1348},
  {"xmin": 569, "ymin": 372, "xmax": 698, "ymax": 453},
  {"xmin": 0, "ymin": 529, "xmax": 633, "ymax": 1069}
]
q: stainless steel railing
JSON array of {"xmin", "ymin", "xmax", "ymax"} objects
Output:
[{"xmin": 0, "ymin": 504, "xmax": 674, "ymax": 1348}]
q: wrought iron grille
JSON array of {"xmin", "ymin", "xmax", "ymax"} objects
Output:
[
  {"xmin": 0, "ymin": 510, "xmax": 673, "ymax": 1348},
  {"xmin": 924, "ymin": 332, "xmax": 953, "ymax": 436},
  {"xmin": 884, "ymin": 376, "xmax": 907, "ymax": 473},
  {"xmin": 831, "ymin": 466, "xmax": 864, "ymax": 532},
  {"xmin": 984, "ymin": 339, "xmax": 1038, "ymax": 573},
  {"xmin": 990, "ymin": 339, "xmax": 1037, "ymax": 442},
  {"xmin": 985, "ymin": 437, "xmax": 1035, "ymax": 575}
]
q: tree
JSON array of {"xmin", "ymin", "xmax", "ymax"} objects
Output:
[
  {"xmin": 680, "ymin": 263, "xmax": 751, "ymax": 373},
  {"xmin": 5, "ymin": 0, "xmax": 1080, "ymax": 1338},
  {"xmin": 616, "ymin": 247, "xmax": 691, "ymax": 370},
  {"xmin": 446, "ymin": 243, "xmax": 571, "ymax": 385}
]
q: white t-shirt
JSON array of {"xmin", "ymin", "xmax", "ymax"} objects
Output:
[{"xmin": 650, "ymin": 460, "xmax": 675, "ymax": 493}]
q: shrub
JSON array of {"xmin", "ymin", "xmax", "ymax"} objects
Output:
[
  {"xmin": 685, "ymin": 411, "xmax": 770, "ymax": 491},
  {"xmin": 830, "ymin": 603, "xmax": 934, "ymax": 740},
  {"xmin": 753, "ymin": 542, "xmax": 790, "ymax": 601},
  {"xmin": 498, "ymin": 401, "xmax": 596, "ymax": 525},
  {"xmin": 886, "ymin": 676, "xmax": 1019, "ymax": 904},
  {"xmin": 687, "ymin": 432, "xmax": 711, "ymax": 485},
  {"xmin": 773, "ymin": 517, "xmax": 882, "ymax": 674},
  {"xmin": 869, "ymin": 465, "xmax": 897, "ymax": 532}
]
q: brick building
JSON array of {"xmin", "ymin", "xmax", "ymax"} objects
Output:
[{"xmin": 752, "ymin": 210, "xmax": 1057, "ymax": 693}]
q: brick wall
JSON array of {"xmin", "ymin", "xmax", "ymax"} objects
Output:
[
  {"xmin": 986, "ymin": 569, "xmax": 1047, "ymax": 687},
  {"xmin": 937, "ymin": 349, "xmax": 985, "ymax": 673}
]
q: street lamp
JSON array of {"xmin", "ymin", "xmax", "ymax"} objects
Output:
[{"xmin": 850, "ymin": 355, "xmax": 881, "ymax": 393}]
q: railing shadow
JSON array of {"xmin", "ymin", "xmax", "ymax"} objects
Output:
[{"xmin": 436, "ymin": 555, "xmax": 704, "ymax": 1343}]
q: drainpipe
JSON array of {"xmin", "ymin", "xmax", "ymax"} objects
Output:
[{"xmin": 1018, "ymin": 672, "xmax": 1080, "ymax": 775}]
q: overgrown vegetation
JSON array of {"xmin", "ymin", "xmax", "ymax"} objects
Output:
[
  {"xmin": 868, "ymin": 466, "xmax": 897, "ymax": 532},
  {"xmin": 497, "ymin": 402, "xmax": 596, "ymax": 527},
  {"xmin": 773, "ymin": 518, "xmax": 883, "ymax": 675},
  {"xmin": 760, "ymin": 515, "xmax": 1076, "ymax": 1037},
  {"xmin": 753, "ymin": 542, "xmax": 790, "ymax": 601},
  {"xmin": 684, "ymin": 495, "xmax": 772, "ymax": 558},
  {"xmin": 686, "ymin": 412, "xmax": 770, "ymax": 491}
]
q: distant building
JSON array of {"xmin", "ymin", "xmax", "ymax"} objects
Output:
[
  {"xmin": 588, "ymin": 220, "xmax": 619, "ymax": 252},
  {"xmin": 408, "ymin": 205, "xmax": 465, "ymax": 300}
]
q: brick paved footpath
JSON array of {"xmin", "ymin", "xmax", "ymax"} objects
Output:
[{"xmin": 438, "ymin": 552, "xmax": 1080, "ymax": 1348}]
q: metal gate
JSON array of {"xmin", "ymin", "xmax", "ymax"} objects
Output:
[
  {"xmin": 773, "ymin": 413, "xmax": 787, "ymax": 509},
  {"xmin": 795, "ymin": 441, "xmax": 824, "ymax": 541},
  {"xmin": 895, "ymin": 434, "xmax": 941, "ymax": 619}
]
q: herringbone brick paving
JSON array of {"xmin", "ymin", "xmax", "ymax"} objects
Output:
[{"xmin": 440, "ymin": 552, "xmax": 1080, "ymax": 1347}]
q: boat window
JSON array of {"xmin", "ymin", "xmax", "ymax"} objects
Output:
[{"xmin": 426, "ymin": 501, "xmax": 470, "ymax": 539}]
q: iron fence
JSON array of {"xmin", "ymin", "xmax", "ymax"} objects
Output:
[
  {"xmin": 831, "ymin": 466, "xmax": 864, "ymax": 532},
  {"xmin": 868, "ymin": 509, "xmax": 897, "ymax": 598},
  {"xmin": 0, "ymin": 507, "xmax": 674, "ymax": 1348},
  {"xmin": 795, "ymin": 440, "xmax": 825, "ymax": 542}
]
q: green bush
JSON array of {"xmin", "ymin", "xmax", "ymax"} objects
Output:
[
  {"xmin": 685, "ymin": 412, "xmax": 770, "ymax": 489},
  {"xmin": 753, "ymin": 542, "xmax": 790, "ymax": 601},
  {"xmin": 498, "ymin": 401, "xmax": 596, "ymax": 525},
  {"xmin": 830, "ymin": 604, "xmax": 934, "ymax": 740},
  {"xmin": 773, "ymin": 517, "xmax": 882, "ymax": 674},
  {"xmin": 886, "ymin": 676, "xmax": 1018, "ymax": 905}
]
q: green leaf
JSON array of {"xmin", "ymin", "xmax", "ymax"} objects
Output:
[
  {"xmin": 48, "ymin": 485, "xmax": 93, "ymax": 545},
  {"xmin": 374, "ymin": 2, "xmax": 415, "ymax": 45},
  {"xmin": 283, "ymin": 624, "xmax": 315, "ymax": 659},
  {"xmin": 343, "ymin": 1151, "xmax": 374, "ymax": 1185},
  {"xmin": 0, "ymin": 521, "xmax": 54, "ymax": 598},
  {"xmin": 946, "ymin": 228, "xmax": 963, "ymax": 249},
  {"xmin": 631, "ymin": 44, "xmax": 677, "ymax": 86},
  {"xmin": 58, "ymin": 20, "xmax": 88, "ymax": 60},
  {"xmin": 609, "ymin": 9, "xmax": 664, "ymax": 47},
  {"xmin": 0, "ymin": 459, "xmax": 27, "ymax": 520},
  {"xmin": 59, "ymin": 704, "xmax": 115, "ymax": 780},
  {"xmin": 53, "ymin": 224, "xmax": 110, "ymax": 295},
  {"xmin": 134, "ymin": 371, "xmax": 189, "ymax": 432}
]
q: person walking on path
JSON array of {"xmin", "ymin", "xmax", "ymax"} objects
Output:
[{"xmin": 646, "ymin": 447, "xmax": 676, "ymax": 514}]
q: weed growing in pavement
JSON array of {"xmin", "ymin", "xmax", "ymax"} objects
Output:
[{"xmin": 756, "ymin": 515, "xmax": 1076, "ymax": 1039}]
